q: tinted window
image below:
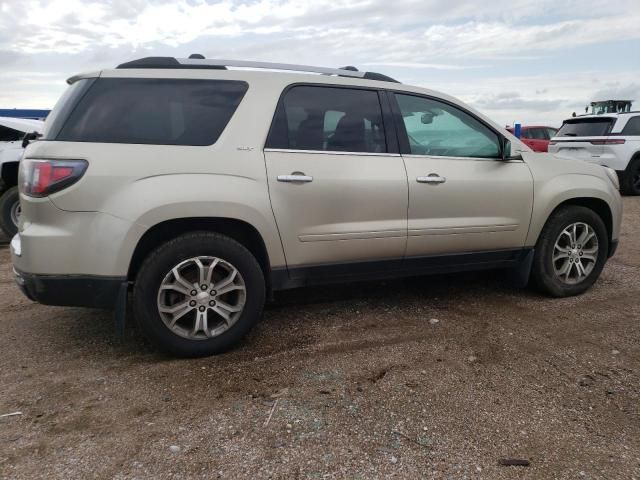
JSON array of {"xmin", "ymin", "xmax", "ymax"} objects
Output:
[
  {"xmin": 268, "ymin": 86, "xmax": 386, "ymax": 153},
  {"xmin": 395, "ymin": 94, "xmax": 501, "ymax": 158},
  {"xmin": 528, "ymin": 128, "xmax": 548, "ymax": 140},
  {"xmin": 557, "ymin": 118, "xmax": 613, "ymax": 137},
  {"xmin": 42, "ymin": 78, "xmax": 95, "ymax": 140},
  {"xmin": 0, "ymin": 125, "xmax": 22, "ymax": 142},
  {"xmin": 546, "ymin": 128, "xmax": 558, "ymax": 139},
  {"xmin": 520, "ymin": 129, "xmax": 532, "ymax": 139},
  {"xmin": 56, "ymin": 78, "xmax": 248, "ymax": 146},
  {"xmin": 622, "ymin": 116, "xmax": 640, "ymax": 136}
]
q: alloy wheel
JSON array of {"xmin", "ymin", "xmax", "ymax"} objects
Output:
[
  {"xmin": 552, "ymin": 222, "xmax": 599, "ymax": 285},
  {"xmin": 10, "ymin": 200, "xmax": 21, "ymax": 228},
  {"xmin": 157, "ymin": 256, "xmax": 246, "ymax": 340}
]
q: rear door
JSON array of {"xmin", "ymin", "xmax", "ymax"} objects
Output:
[
  {"xmin": 264, "ymin": 85, "xmax": 408, "ymax": 272},
  {"xmin": 549, "ymin": 117, "xmax": 615, "ymax": 162}
]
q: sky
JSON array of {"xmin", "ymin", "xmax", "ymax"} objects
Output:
[{"xmin": 0, "ymin": 0, "xmax": 639, "ymax": 127}]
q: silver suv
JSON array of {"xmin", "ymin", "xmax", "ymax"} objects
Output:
[{"xmin": 11, "ymin": 57, "xmax": 622, "ymax": 357}]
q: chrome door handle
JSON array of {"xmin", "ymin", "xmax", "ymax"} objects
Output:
[
  {"xmin": 277, "ymin": 173, "xmax": 313, "ymax": 183},
  {"xmin": 417, "ymin": 174, "xmax": 446, "ymax": 184}
]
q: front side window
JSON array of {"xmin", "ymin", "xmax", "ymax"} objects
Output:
[
  {"xmin": 395, "ymin": 94, "xmax": 501, "ymax": 158},
  {"xmin": 546, "ymin": 128, "xmax": 558, "ymax": 139},
  {"xmin": 268, "ymin": 86, "xmax": 387, "ymax": 153},
  {"xmin": 55, "ymin": 78, "xmax": 248, "ymax": 146}
]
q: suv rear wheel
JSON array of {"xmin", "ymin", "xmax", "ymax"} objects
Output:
[
  {"xmin": 0, "ymin": 186, "xmax": 20, "ymax": 237},
  {"xmin": 620, "ymin": 157, "xmax": 640, "ymax": 196},
  {"xmin": 531, "ymin": 206, "xmax": 608, "ymax": 297},
  {"xmin": 133, "ymin": 232, "xmax": 265, "ymax": 357}
]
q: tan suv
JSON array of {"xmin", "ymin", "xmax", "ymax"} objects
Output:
[{"xmin": 11, "ymin": 57, "xmax": 622, "ymax": 357}]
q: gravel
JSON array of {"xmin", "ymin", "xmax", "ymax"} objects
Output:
[{"xmin": 1, "ymin": 198, "xmax": 639, "ymax": 479}]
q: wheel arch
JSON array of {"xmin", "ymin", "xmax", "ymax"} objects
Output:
[
  {"xmin": 532, "ymin": 197, "xmax": 613, "ymax": 253},
  {"xmin": 128, "ymin": 217, "xmax": 272, "ymax": 286},
  {"xmin": 554, "ymin": 197, "xmax": 612, "ymax": 239}
]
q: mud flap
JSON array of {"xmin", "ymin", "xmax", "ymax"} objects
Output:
[
  {"xmin": 508, "ymin": 249, "xmax": 535, "ymax": 288},
  {"xmin": 114, "ymin": 281, "xmax": 128, "ymax": 335}
]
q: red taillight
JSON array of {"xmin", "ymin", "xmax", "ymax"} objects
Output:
[
  {"xmin": 589, "ymin": 139, "xmax": 626, "ymax": 145},
  {"xmin": 20, "ymin": 159, "xmax": 88, "ymax": 197}
]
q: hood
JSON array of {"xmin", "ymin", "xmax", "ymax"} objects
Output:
[
  {"xmin": 526, "ymin": 151, "xmax": 610, "ymax": 179},
  {"xmin": 0, "ymin": 117, "xmax": 44, "ymax": 134}
]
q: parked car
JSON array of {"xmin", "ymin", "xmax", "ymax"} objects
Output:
[
  {"xmin": 0, "ymin": 117, "xmax": 44, "ymax": 236},
  {"xmin": 12, "ymin": 57, "xmax": 622, "ymax": 357},
  {"xmin": 506, "ymin": 125, "xmax": 558, "ymax": 152},
  {"xmin": 549, "ymin": 112, "xmax": 640, "ymax": 195}
]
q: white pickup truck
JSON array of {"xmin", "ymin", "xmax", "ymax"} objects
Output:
[{"xmin": 0, "ymin": 117, "xmax": 44, "ymax": 236}]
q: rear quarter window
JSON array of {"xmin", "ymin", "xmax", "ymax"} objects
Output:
[
  {"xmin": 55, "ymin": 78, "xmax": 248, "ymax": 146},
  {"xmin": 621, "ymin": 116, "xmax": 640, "ymax": 136}
]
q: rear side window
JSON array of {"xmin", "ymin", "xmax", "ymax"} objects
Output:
[
  {"xmin": 621, "ymin": 116, "xmax": 640, "ymax": 136},
  {"xmin": 55, "ymin": 78, "xmax": 248, "ymax": 146},
  {"xmin": 267, "ymin": 86, "xmax": 387, "ymax": 153},
  {"xmin": 557, "ymin": 118, "xmax": 613, "ymax": 137}
]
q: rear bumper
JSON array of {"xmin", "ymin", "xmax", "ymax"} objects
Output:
[{"xmin": 14, "ymin": 268, "xmax": 125, "ymax": 309}]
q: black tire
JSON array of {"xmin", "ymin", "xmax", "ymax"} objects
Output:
[
  {"xmin": 531, "ymin": 206, "xmax": 608, "ymax": 297},
  {"xmin": 620, "ymin": 156, "xmax": 640, "ymax": 196},
  {"xmin": 0, "ymin": 186, "xmax": 20, "ymax": 238},
  {"xmin": 133, "ymin": 232, "xmax": 265, "ymax": 358}
]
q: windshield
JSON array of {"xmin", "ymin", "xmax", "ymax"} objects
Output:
[{"xmin": 556, "ymin": 118, "xmax": 614, "ymax": 137}]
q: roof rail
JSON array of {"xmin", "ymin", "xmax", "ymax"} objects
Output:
[{"xmin": 116, "ymin": 57, "xmax": 400, "ymax": 83}]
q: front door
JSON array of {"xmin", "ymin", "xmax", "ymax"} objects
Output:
[
  {"xmin": 390, "ymin": 92, "xmax": 533, "ymax": 259},
  {"xmin": 264, "ymin": 85, "xmax": 408, "ymax": 273}
]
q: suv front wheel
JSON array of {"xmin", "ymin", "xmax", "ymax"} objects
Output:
[
  {"xmin": 133, "ymin": 232, "xmax": 266, "ymax": 357},
  {"xmin": 531, "ymin": 206, "xmax": 608, "ymax": 297},
  {"xmin": 620, "ymin": 156, "xmax": 640, "ymax": 196}
]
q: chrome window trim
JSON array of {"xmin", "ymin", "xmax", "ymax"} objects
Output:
[
  {"xmin": 402, "ymin": 154, "xmax": 524, "ymax": 163},
  {"xmin": 264, "ymin": 148, "xmax": 401, "ymax": 157}
]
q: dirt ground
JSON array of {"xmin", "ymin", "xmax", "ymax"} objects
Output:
[{"xmin": 1, "ymin": 199, "xmax": 639, "ymax": 480}]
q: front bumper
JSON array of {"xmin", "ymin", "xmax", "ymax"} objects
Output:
[{"xmin": 13, "ymin": 267, "xmax": 125, "ymax": 309}]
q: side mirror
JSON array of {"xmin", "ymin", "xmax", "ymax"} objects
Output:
[
  {"xmin": 22, "ymin": 131, "xmax": 41, "ymax": 149},
  {"xmin": 502, "ymin": 139, "xmax": 523, "ymax": 161}
]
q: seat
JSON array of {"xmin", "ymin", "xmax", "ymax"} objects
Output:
[
  {"xmin": 294, "ymin": 115, "xmax": 324, "ymax": 150},
  {"xmin": 327, "ymin": 114, "xmax": 366, "ymax": 152}
]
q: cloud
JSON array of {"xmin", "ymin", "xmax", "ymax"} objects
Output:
[
  {"xmin": 361, "ymin": 62, "xmax": 477, "ymax": 70},
  {"xmin": 0, "ymin": 0, "xmax": 637, "ymax": 127},
  {"xmin": 2, "ymin": 0, "xmax": 640, "ymax": 59},
  {"xmin": 474, "ymin": 91, "xmax": 565, "ymax": 113},
  {"xmin": 591, "ymin": 83, "xmax": 640, "ymax": 102}
]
